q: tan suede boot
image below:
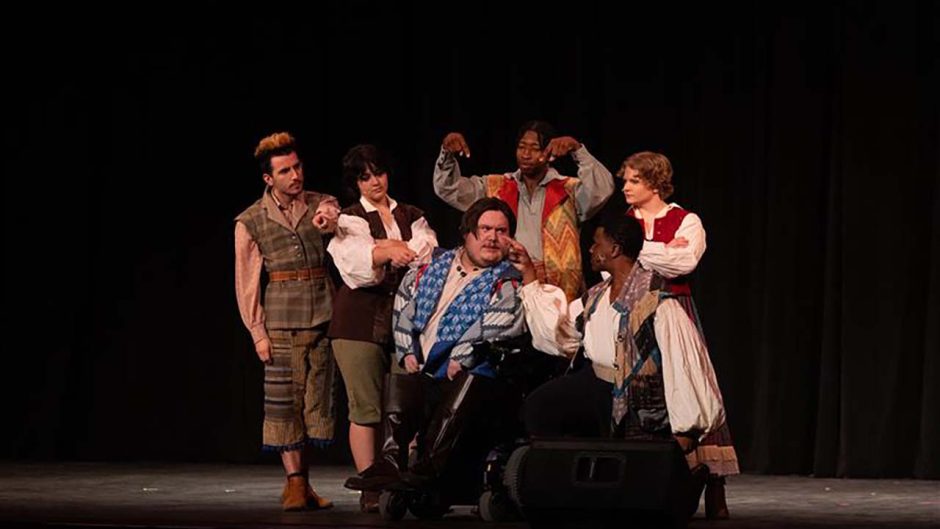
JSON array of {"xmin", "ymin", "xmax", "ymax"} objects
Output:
[
  {"xmin": 280, "ymin": 473, "xmax": 333, "ymax": 510},
  {"xmin": 282, "ymin": 474, "xmax": 309, "ymax": 511},
  {"xmin": 305, "ymin": 483, "xmax": 333, "ymax": 510}
]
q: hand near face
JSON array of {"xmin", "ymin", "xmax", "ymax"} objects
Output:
[
  {"xmin": 539, "ymin": 136, "xmax": 582, "ymax": 162},
  {"xmin": 464, "ymin": 210, "xmax": 513, "ymax": 268},
  {"xmin": 507, "ymin": 239, "xmax": 538, "ymax": 284},
  {"xmin": 442, "ymin": 132, "xmax": 471, "ymax": 158}
]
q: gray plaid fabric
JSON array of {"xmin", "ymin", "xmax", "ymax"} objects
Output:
[{"xmin": 236, "ymin": 190, "xmax": 334, "ymax": 329}]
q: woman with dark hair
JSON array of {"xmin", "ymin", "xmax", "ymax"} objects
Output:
[
  {"xmin": 620, "ymin": 151, "xmax": 738, "ymax": 519},
  {"xmin": 326, "ymin": 144, "xmax": 437, "ymax": 512}
]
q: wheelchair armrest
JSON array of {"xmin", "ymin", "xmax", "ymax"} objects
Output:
[{"xmin": 471, "ymin": 334, "xmax": 533, "ymax": 366}]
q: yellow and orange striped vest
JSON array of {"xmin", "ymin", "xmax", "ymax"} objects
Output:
[{"xmin": 485, "ymin": 174, "xmax": 584, "ymax": 301}]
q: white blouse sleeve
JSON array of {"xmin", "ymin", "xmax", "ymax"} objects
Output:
[
  {"xmin": 655, "ymin": 299, "xmax": 726, "ymax": 439},
  {"xmin": 520, "ymin": 281, "xmax": 583, "ymax": 358},
  {"xmin": 327, "ymin": 214, "xmax": 385, "ymax": 288},
  {"xmin": 638, "ymin": 213, "xmax": 707, "ymax": 279},
  {"xmin": 406, "ymin": 216, "xmax": 438, "ymax": 266}
]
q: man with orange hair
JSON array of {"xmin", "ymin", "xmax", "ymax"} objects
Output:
[{"xmin": 234, "ymin": 132, "xmax": 339, "ymax": 511}]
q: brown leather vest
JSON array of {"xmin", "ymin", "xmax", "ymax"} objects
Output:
[{"xmin": 327, "ymin": 202, "xmax": 425, "ymax": 344}]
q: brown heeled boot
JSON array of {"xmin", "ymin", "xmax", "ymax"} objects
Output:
[
  {"xmin": 281, "ymin": 474, "xmax": 309, "ymax": 511},
  {"xmin": 281, "ymin": 473, "xmax": 333, "ymax": 510},
  {"xmin": 305, "ymin": 484, "xmax": 333, "ymax": 510}
]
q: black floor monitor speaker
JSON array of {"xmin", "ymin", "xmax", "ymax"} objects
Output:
[{"xmin": 504, "ymin": 438, "xmax": 706, "ymax": 529}]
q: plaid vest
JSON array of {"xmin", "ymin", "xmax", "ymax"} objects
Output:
[
  {"xmin": 235, "ymin": 190, "xmax": 333, "ymax": 329},
  {"xmin": 579, "ymin": 271, "xmax": 671, "ymax": 437}
]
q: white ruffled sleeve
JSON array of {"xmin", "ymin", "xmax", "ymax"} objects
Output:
[
  {"xmin": 638, "ymin": 213, "xmax": 707, "ymax": 279},
  {"xmin": 327, "ymin": 214, "xmax": 385, "ymax": 288},
  {"xmin": 406, "ymin": 216, "xmax": 438, "ymax": 266},
  {"xmin": 520, "ymin": 281, "xmax": 582, "ymax": 358}
]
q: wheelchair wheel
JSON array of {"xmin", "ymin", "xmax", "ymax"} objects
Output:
[
  {"xmin": 503, "ymin": 444, "xmax": 530, "ymax": 506},
  {"xmin": 378, "ymin": 490, "xmax": 407, "ymax": 521},
  {"xmin": 478, "ymin": 489, "xmax": 516, "ymax": 522},
  {"xmin": 408, "ymin": 491, "xmax": 449, "ymax": 520}
]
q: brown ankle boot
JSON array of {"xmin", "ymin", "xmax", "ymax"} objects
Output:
[
  {"xmin": 282, "ymin": 475, "xmax": 309, "ymax": 511},
  {"xmin": 280, "ymin": 474, "xmax": 333, "ymax": 510},
  {"xmin": 305, "ymin": 484, "xmax": 333, "ymax": 510},
  {"xmin": 705, "ymin": 476, "xmax": 730, "ymax": 520}
]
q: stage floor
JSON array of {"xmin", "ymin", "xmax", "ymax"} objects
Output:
[{"xmin": 0, "ymin": 462, "xmax": 936, "ymax": 528}]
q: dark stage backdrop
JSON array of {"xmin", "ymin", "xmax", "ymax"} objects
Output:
[{"xmin": 5, "ymin": 1, "xmax": 938, "ymax": 478}]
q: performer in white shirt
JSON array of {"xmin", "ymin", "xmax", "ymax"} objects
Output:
[
  {"xmin": 326, "ymin": 144, "xmax": 438, "ymax": 512},
  {"xmin": 620, "ymin": 151, "xmax": 738, "ymax": 519},
  {"xmin": 513, "ymin": 212, "xmax": 731, "ymax": 516}
]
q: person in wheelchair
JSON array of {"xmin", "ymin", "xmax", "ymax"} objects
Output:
[
  {"xmin": 514, "ymin": 213, "xmax": 729, "ymax": 497},
  {"xmin": 344, "ymin": 197, "xmax": 530, "ymax": 494}
]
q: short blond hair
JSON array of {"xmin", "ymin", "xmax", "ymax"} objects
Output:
[
  {"xmin": 617, "ymin": 151, "xmax": 674, "ymax": 200},
  {"xmin": 254, "ymin": 132, "xmax": 297, "ymax": 174}
]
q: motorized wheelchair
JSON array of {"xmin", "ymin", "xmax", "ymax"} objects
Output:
[{"xmin": 375, "ymin": 335, "xmax": 566, "ymax": 522}]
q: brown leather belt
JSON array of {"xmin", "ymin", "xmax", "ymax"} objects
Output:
[{"xmin": 269, "ymin": 267, "xmax": 327, "ymax": 282}]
